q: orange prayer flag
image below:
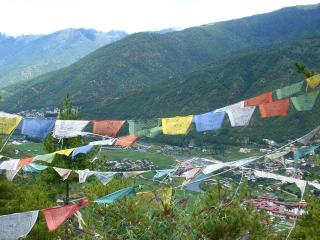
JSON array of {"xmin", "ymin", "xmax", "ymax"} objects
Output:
[
  {"xmin": 259, "ymin": 99, "xmax": 290, "ymax": 118},
  {"xmin": 115, "ymin": 136, "xmax": 138, "ymax": 147},
  {"xmin": 42, "ymin": 198, "xmax": 89, "ymax": 232},
  {"xmin": 92, "ymin": 120, "xmax": 125, "ymax": 137},
  {"xmin": 244, "ymin": 91, "xmax": 273, "ymax": 107},
  {"xmin": 18, "ymin": 157, "xmax": 33, "ymax": 168}
]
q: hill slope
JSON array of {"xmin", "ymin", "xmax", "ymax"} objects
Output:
[
  {"xmin": 3, "ymin": 4, "xmax": 320, "ymax": 112},
  {"xmin": 0, "ymin": 29, "xmax": 127, "ymax": 87}
]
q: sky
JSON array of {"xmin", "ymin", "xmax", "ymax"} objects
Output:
[{"xmin": 0, "ymin": 0, "xmax": 319, "ymax": 36}]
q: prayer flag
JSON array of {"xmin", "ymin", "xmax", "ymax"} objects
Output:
[
  {"xmin": 94, "ymin": 186, "xmax": 136, "ymax": 204},
  {"xmin": 18, "ymin": 157, "xmax": 33, "ymax": 168},
  {"xmin": 55, "ymin": 148, "xmax": 75, "ymax": 157},
  {"xmin": 89, "ymin": 138, "xmax": 117, "ymax": 146},
  {"xmin": 0, "ymin": 112, "xmax": 22, "ymax": 135},
  {"xmin": 154, "ymin": 169, "xmax": 176, "ymax": 179},
  {"xmin": 0, "ymin": 210, "xmax": 39, "ymax": 239},
  {"xmin": 162, "ymin": 116, "xmax": 193, "ymax": 135},
  {"xmin": 306, "ymin": 74, "xmax": 320, "ymax": 89},
  {"xmin": 76, "ymin": 169, "xmax": 94, "ymax": 183},
  {"xmin": 21, "ymin": 118, "xmax": 55, "ymax": 138},
  {"xmin": 92, "ymin": 120, "xmax": 125, "ymax": 137},
  {"xmin": 22, "ymin": 163, "xmax": 48, "ymax": 172},
  {"xmin": 193, "ymin": 112, "xmax": 225, "ymax": 132},
  {"xmin": 93, "ymin": 172, "xmax": 116, "ymax": 185},
  {"xmin": 53, "ymin": 167, "xmax": 72, "ymax": 180},
  {"xmin": 275, "ymin": 81, "xmax": 304, "ymax": 99},
  {"xmin": 244, "ymin": 91, "xmax": 273, "ymax": 106},
  {"xmin": 53, "ymin": 120, "xmax": 89, "ymax": 139},
  {"xmin": 123, "ymin": 171, "xmax": 146, "ymax": 178},
  {"xmin": 291, "ymin": 90, "xmax": 319, "ymax": 111},
  {"xmin": 294, "ymin": 145, "xmax": 320, "ymax": 160},
  {"xmin": 0, "ymin": 159, "xmax": 19, "ymax": 170},
  {"xmin": 259, "ymin": 99, "xmax": 290, "ymax": 118},
  {"xmin": 215, "ymin": 101, "xmax": 255, "ymax": 127},
  {"xmin": 254, "ymin": 170, "xmax": 306, "ymax": 195},
  {"xmin": 42, "ymin": 198, "xmax": 89, "ymax": 232},
  {"xmin": 128, "ymin": 119, "xmax": 161, "ymax": 138},
  {"xmin": 33, "ymin": 153, "xmax": 56, "ymax": 163},
  {"xmin": 72, "ymin": 145, "xmax": 94, "ymax": 158},
  {"xmin": 114, "ymin": 136, "xmax": 137, "ymax": 147},
  {"xmin": 298, "ymin": 126, "xmax": 320, "ymax": 145}
]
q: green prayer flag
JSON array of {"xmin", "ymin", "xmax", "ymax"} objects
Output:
[
  {"xmin": 291, "ymin": 90, "xmax": 319, "ymax": 111},
  {"xmin": 33, "ymin": 152, "xmax": 56, "ymax": 163},
  {"xmin": 128, "ymin": 119, "xmax": 161, "ymax": 138},
  {"xmin": 94, "ymin": 186, "xmax": 136, "ymax": 204},
  {"xmin": 275, "ymin": 81, "xmax": 304, "ymax": 99}
]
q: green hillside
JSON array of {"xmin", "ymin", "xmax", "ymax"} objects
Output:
[{"xmin": 3, "ymin": 4, "xmax": 320, "ymax": 112}]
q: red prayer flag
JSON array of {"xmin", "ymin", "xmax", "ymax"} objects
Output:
[
  {"xmin": 42, "ymin": 198, "xmax": 89, "ymax": 231},
  {"xmin": 259, "ymin": 99, "xmax": 290, "ymax": 118},
  {"xmin": 244, "ymin": 91, "xmax": 273, "ymax": 107},
  {"xmin": 115, "ymin": 136, "xmax": 138, "ymax": 147},
  {"xmin": 18, "ymin": 157, "xmax": 33, "ymax": 168},
  {"xmin": 92, "ymin": 120, "xmax": 125, "ymax": 137}
]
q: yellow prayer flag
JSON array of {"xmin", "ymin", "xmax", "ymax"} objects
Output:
[
  {"xmin": 55, "ymin": 148, "xmax": 75, "ymax": 156},
  {"xmin": 0, "ymin": 116, "xmax": 22, "ymax": 135},
  {"xmin": 306, "ymin": 74, "xmax": 320, "ymax": 89},
  {"xmin": 162, "ymin": 116, "xmax": 193, "ymax": 135}
]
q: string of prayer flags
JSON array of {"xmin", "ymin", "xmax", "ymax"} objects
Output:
[
  {"xmin": 244, "ymin": 91, "xmax": 273, "ymax": 107},
  {"xmin": 55, "ymin": 148, "xmax": 75, "ymax": 157},
  {"xmin": 291, "ymin": 90, "xmax": 319, "ymax": 111},
  {"xmin": 72, "ymin": 145, "xmax": 94, "ymax": 158},
  {"xmin": 298, "ymin": 126, "xmax": 320, "ymax": 145},
  {"xmin": 53, "ymin": 120, "xmax": 90, "ymax": 139},
  {"xmin": 22, "ymin": 163, "xmax": 48, "ymax": 173},
  {"xmin": 275, "ymin": 81, "xmax": 304, "ymax": 99},
  {"xmin": 114, "ymin": 135, "xmax": 138, "ymax": 147},
  {"xmin": 53, "ymin": 167, "xmax": 72, "ymax": 180},
  {"xmin": 21, "ymin": 118, "xmax": 55, "ymax": 138},
  {"xmin": 42, "ymin": 198, "xmax": 89, "ymax": 232},
  {"xmin": 33, "ymin": 152, "xmax": 56, "ymax": 163},
  {"xmin": 92, "ymin": 120, "xmax": 125, "ymax": 137},
  {"xmin": 215, "ymin": 101, "xmax": 256, "ymax": 127},
  {"xmin": 0, "ymin": 112, "xmax": 22, "ymax": 135},
  {"xmin": 153, "ymin": 169, "xmax": 176, "ymax": 179},
  {"xmin": 293, "ymin": 145, "xmax": 320, "ymax": 160},
  {"xmin": 193, "ymin": 112, "xmax": 225, "ymax": 132},
  {"xmin": 0, "ymin": 210, "xmax": 39, "ymax": 240},
  {"xmin": 306, "ymin": 74, "xmax": 320, "ymax": 89},
  {"xmin": 89, "ymin": 138, "xmax": 117, "ymax": 146},
  {"xmin": 254, "ymin": 170, "xmax": 307, "ymax": 195},
  {"xmin": 94, "ymin": 186, "xmax": 136, "ymax": 204},
  {"xmin": 162, "ymin": 116, "xmax": 193, "ymax": 135},
  {"xmin": 128, "ymin": 119, "xmax": 162, "ymax": 138},
  {"xmin": 259, "ymin": 99, "xmax": 290, "ymax": 118}
]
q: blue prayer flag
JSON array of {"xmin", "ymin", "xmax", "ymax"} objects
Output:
[
  {"xmin": 294, "ymin": 145, "xmax": 320, "ymax": 160},
  {"xmin": 193, "ymin": 112, "xmax": 225, "ymax": 132},
  {"xmin": 72, "ymin": 145, "xmax": 94, "ymax": 158},
  {"xmin": 21, "ymin": 118, "xmax": 55, "ymax": 138},
  {"xmin": 94, "ymin": 186, "xmax": 136, "ymax": 204}
]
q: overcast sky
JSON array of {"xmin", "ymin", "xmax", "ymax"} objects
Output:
[{"xmin": 1, "ymin": 0, "xmax": 319, "ymax": 36}]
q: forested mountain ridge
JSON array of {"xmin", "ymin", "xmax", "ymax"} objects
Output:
[
  {"xmin": 3, "ymin": 4, "xmax": 320, "ymax": 113},
  {"xmin": 0, "ymin": 28, "xmax": 127, "ymax": 87}
]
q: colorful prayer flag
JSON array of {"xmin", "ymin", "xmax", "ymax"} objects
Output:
[
  {"xmin": 275, "ymin": 81, "xmax": 304, "ymax": 99},
  {"xmin": 259, "ymin": 99, "xmax": 290, "ymax": 118},
  {"xmin": 94, "ymin": 186, "xmax": 136, "ymax": 204},
  {"xmin": 21, "ymin": 118, "xmax": 55, "ymax": 138},
  {"xmin": 114, "ymin": 136, "xmax": 138, "ymax": 147},
  {"xmin": 162, "ymin": 116, "xmax": 193, "ymax": 135},
  {"xmin": 244, "ymin": 91, "xmax": 273, "ymax": 106},
  {"xmin": 193, "ymin": 112, "xmax": 225, "ymax": 132},
  {"xmin": 92, "ymin": 120, "xmax": 125, "ymax": 137},
  {"xmin": 306, "ymin": 74, "xmax": 320, "ymax": 89},
  {"xmin": 291, "ymin": 90, "xmax": 319, "ymax": 111}
]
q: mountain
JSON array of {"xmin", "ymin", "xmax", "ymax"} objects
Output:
[
  {"xmin": 3, "ymin": 4, "xmax": 320, "ymax": 143},
  {"xmin": 0, "ymin": 29, "xmax": 127, "ymax": 87}
]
